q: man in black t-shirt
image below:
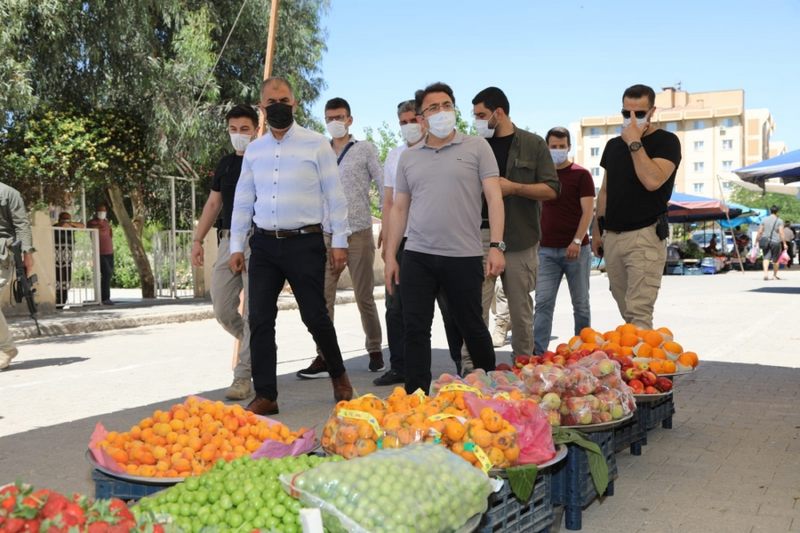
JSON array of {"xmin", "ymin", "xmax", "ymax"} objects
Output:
[
  {"xmin": 591, "ymin": 84, "xmax": 682, "ymax": 329},
  {"xmin": 191, "ymin": 104, "xmax": 259, "ymax": 400}
]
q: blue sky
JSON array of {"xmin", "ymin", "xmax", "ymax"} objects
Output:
[{"xmin": 309, "ymin": 0, "xmax": 800, "ymax": 151}]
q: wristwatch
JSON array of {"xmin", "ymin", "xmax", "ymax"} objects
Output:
[
  {"xmin": 628, "ymin": 141, "xmax": 643, "ymax": 152},
  {"xmin": 572, "ymin": 238, "xmax": 582, "ymax": 246},
  {"xmin": 489, "ymin": 241, "xmax": 507, "ymax": 252}
]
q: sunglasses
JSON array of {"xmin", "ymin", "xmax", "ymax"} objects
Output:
[{"xmin": 621, "ymin": 110, "xmax": 649, "ymax": 119}]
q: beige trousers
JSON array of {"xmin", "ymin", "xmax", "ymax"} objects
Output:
[
  {"xmin": 0, "ymin": 259, "xmax": 15, "ymax": 354},
  {"xmin": 210, "ymin": 235, "xmax": 251, "ymax": 380},
  {"xmin": 603, "ymin": 223, "xmax": 666, "ymax": 330},
  {"xmin": 323, "ymin": 228, "xmax": 382, "ymax": 353}
]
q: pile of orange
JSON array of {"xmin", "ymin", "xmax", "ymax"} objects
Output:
[
  {"xmin": 322, "ymin": 389, "xmax": 521, "ymax": 470},
  {"xmin": 567, "ymin": 324, "xmax": 700, "ymax": 373},
  {"xmin": 97, "ymin": 398, "xmax": 308, "ymax": 478}
]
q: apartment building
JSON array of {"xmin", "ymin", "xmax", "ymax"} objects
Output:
[{"xmin": 572, "ymin": 88, "xmax": 776, "ymax": 198}]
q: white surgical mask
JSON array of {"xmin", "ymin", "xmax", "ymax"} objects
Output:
[
  {"xmin": 550, "ymin": 149, "xmax": 569, "ymax": 165},
  {"xmin": 97, "ymin": 211, "xmax": 107, "ymax": 220},
  {"xmin": 427, "ymin": 111, "xmax": 456, "ymax": 139},
  {"xmin": 623, "ymin": 117, "xmax": 649, "ymax": 130},
  {"xmin": 229, "ymin": 133, "xmax": 252, "ymax": 152},
  {"xmin": 326, "ymin": 120, "xmax": 348, "ymax": 139},
  {"xmin": 400, "ymin": 123, "xmax": 423, "ymax": 145},
  {"xmin": 474, "ymin": 119, "xmax": 495, "ymax": 138}
]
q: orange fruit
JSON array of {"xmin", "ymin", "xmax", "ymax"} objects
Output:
[
  {"xmin": 650, "ymin": 348, "xmax": 666, "ymax": 360},
  {"xmin": 618, "ymin": 323, "xmax": 638, "ymax": 336},
  {"xmin": 661, "ymin": 360, "xmax": 677, "ymax": 373},
  {"xmin": 602, "ymin": 342, "xmax": 622, "ymax": 355},
  {"xmin": 642, "ymin": 330, "xmax": 664, "ymax": 348},
  {"xmin": 620, "ymin": 333, "xmax": 639, "ymax": 347},
  {"xmin": 663, "ymin": 341, "xmax": 683, "ymax": 358},
  {"xmin": 649, "ymin": 360, "xmax": 664, "ymax": 374},
  {"xmin": 580, "ymin": 327, "xmax": 599, "ymax": 343},
  {"xmin": 633, "ymin": 343, "xmax": 652, "ymax": 357},
  {"xmin": 620, "ymin": 346, "xmax": 634, "ymax": 356},
  {"xmin": 678, "ymin": 351, "xmax": 699, "ymax": 368},
  {"xmin": 657, "ymin": 327, "xmax": 673, "ymax": 341}
]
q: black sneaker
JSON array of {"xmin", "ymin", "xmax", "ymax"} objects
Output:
[
  {"xmin": 368, "ymin": 351, "xmax": 386, "ymax": 372},
  {"xmin": 296, "ymin": 355, "xmax": 330, "ymax": 379},
  {"xmin": 373, "ymin": 369, "xmax": 405, "ymax": 386}
]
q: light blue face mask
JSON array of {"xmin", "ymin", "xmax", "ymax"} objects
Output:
[{"xmin": 550, "ymin": 149, "xmax": 569, "ymax": 165}]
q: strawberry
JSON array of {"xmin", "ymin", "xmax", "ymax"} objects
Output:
[
  {"xmin": 60, "ymin": 502, "xmax": 85, "ymax": 528},
  {"xmin": 3, "ymin": 517, "xmax": 26, "ymax": 533},
  {"xmin": 40, "ymin": 493, "xmax": 68, "ymax": 519},
  {"xmin": 107, "ymin": 500, "xmax": 133, "ymax": 522},
  {"xmin": 87, "ymin": 521, "xmax": 110, "ymax": 533},
  {"xmin": 23, "ymin": 518, "xmax": 41, "ymax": 532}
]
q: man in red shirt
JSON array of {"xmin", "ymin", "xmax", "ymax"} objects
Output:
[
  {"xmin": 533, "ymin": 127, "xmax": 595, "ymax": 354},
  {"xmin": 87, "ymin": 204, "xmax": 114, "ymax": 305}
]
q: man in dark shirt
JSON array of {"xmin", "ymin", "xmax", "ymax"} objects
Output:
[
  {"xmin": 467, "ymin": 86, "xmax": 559, "ymax": 367},
  {"xmin": 191, "ymin": 104, "xmax": 258, "ymax": 400},
  {"xmin": 592, "ymin": 84, "xmax": 682, "ymax": 329}
]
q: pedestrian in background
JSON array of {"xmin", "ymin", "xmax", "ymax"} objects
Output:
[
  {"xmin": 87, "ymin": 204, "xmax": 114, "ymax": 305},
  {"xmin": 0, "ymin": 182, "xmax": 35, "ymax": 370},
  {"xmin": 755, "ymin": 205, "xmax": 787, "ymax": 280},
  {"xmin": 191, "ymin": 104, "xmax": 258, "ymax": 400}
]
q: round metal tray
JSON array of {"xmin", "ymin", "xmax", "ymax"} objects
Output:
[
  {"xmin": 558, "ymin": 412, "xmax": 635, "ymax": 432},
  {"xmin": 489, "ymin": 444, "xmax": 568, "ymax": 477},
  {"xmin": 658, "ymin": 367, "xmax": 696, "ymax": 377}
]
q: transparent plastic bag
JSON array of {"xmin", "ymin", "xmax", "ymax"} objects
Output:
[{"xmin": 282, "ymin": 445, "xmax": 493, "ymax": 533}]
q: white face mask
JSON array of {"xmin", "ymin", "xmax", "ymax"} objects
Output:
[
  {"xmin": 550, "ymin": 149, "xmax": 569, "ymax": 165},
  {"xmin": 623, "ymin": 117, "xmax": 649, "ymax": 130},
  {"xmin": 97, "ymin": 211, "xmax": 107, "ymax": 220},
  {"xmin": 400, "ymin": 123, "xmax": 423, "ymax": 145},
  {"xmin": 229, "ymin": 133, "xmax": 252, "ymax": 152},
  {"xmin": 474, "ymin": 119, "xmax": 495, "ymax": 138},
  {"xmin": 427, "ymin": 111, "xmax": 456, "ymax": 139},
  {"xmin": 326, "ymin": 120, "xmax": 348, "ymax": 139}
]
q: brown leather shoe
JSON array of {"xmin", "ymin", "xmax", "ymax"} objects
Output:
[
  {"xmin": 331, "ymin": 372, "xmax": 353, "ymax": 402},
  {"xmin": 245, "ymin": 396, "xmax": 279, "ymax": 416}
]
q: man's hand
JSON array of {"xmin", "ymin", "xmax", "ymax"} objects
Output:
[
  {"xmin": 621, "ymin": 110, "xmax": 652, "ymax": 145},
  {"xmin": 384, "ymin": 257, "xmax": 400, "ymax": 295},
  {"xmin": 498, "ymin": 177, "xmax": 518, "ymax": 197},
  {"xmin": 229, "ymin": 252, "xmax": 246, "ymax": 273},
  {"xmin": 23, "ymin": 252, "xmax": 34, "ymax": 276},
  {"xmin": 191, "ymin": 241, "xmax": 204, "ymax": 267},
  {"xmin": 330, "ymin": 248, "xmax": 347, "ymax": 275},
  {"xmin": 591, "ymin": 232, "xmax": 603, "ymax": 257},
  {"xmin": 566, "ymin": 242, "xmax": 580, "ymax": 260},
  {"xmin": 486, "ymin": 248, "xmax": 505, "ymax": 278}
]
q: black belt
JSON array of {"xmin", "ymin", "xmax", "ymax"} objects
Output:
[{"xmin": 254, "ymin": 224, "xmax": 322, "ymax": 239}]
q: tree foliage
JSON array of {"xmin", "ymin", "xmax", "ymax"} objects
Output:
[{"xmin": 729, "ymin": 185, "xmax": 800, "ymax": 224}]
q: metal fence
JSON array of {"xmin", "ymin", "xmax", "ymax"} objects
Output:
[
  {"xmin": 53, "ymin": 227, "xmax": 101, "ymax": 307},
  {"xmin": 152, "ymin": 230, "xmax": 195, "ymax": 298}
]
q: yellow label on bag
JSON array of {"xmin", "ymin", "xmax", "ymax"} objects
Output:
[
  {"xmin": 338, "ymin": 409, "xmax": 382, "ymax": 437},
  {"xmin": 428, "ymin": 413, "xmax": 455, "ymax": 422},
  {"xmin": 464, "ymin": 441, "xmax": 493, "ymax": 473},
  {"xmin": 440, "ymin": 383, "xmax": 483, "ymax": 396},
  {"xmin": 412, "ymin": 388, "xmax": 427, "ymax": 402},
  {"xmin": 494, "ymin": 392, "xmax": 511, "ymax": 400}
]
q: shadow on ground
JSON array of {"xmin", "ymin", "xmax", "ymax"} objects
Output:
[{"xmin": 4, "ymin": 356, "xmax": 89, "ymax": 371}]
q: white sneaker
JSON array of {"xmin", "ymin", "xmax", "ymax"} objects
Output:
[
  {"xmin": 225, "ymin": 377, "xmax": 253, "ymax": 400},
  {"xmin": 492, "ymin": 326, "xmax": 509, "ymax": 348},
  {"xmin": 0, "ymin": 347, "xmax": 19, "ymax": 370}
]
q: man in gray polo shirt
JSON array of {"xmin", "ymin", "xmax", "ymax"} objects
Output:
[{"xmin": 384, "ymin": 82, "xmax": 505, "ymax": 394}]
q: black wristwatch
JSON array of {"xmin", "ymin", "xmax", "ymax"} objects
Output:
[
  {"xmin": 490, "ymin": 241, "xmax": 506, "ymax": 252},
  {"xmin": 628, "ymin": 141, "xmax": 643, "ymax": 152}
]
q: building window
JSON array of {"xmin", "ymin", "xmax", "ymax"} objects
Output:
[
  {"xmin": 591, "ymin": 167, "xmax": 601, "ymax": 177},
  {"xmin": 665, "ymin": 122, "xmax": 678, "ymax": 132},
  {"xmin": 590, "ymin": 147, "xmax": 600, "ymax": 157},
  {"xmin": 694, "ymin": 162, "xmax": 704, "ymax": 173},
  {"xmin": 693, "ymin": 120, "xmax": 705, "ymax": 129},
  {"xmin": 722, "ymin": 139, "xmax": 733, "ymax": 150},
  {"xmin": 722, "ymin": 160, "xmax": 733, "ymax": 170},
  {"xmin": 589, "ymin": 127, "xmax": 601, "ymax": 136},
  {"xmin": 693, "ymin": 183, "xmax": 704, "ymax": 193},
  {"xmin": 694, "ymin": 141, "xmax": 704, "ymax": 151},
  {"xmin": 722, "ymin": 118, "xmax": 735, "ymax": 128}
]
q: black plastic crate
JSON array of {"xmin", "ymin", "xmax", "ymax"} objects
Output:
[
  {"xmin": 637, "ymin": 394, "xmax": 675, "ymax": 446},
  {"xmin": 477, "ymin": 472, "xmax": 553, "ymax": 533},
  {"xmin": 551, "ymin": 429, "xmax": 618, "ymax": 531},
  {"xmin": 92, "ymin": 469, "xmax": 171, "ymax": 502},
  {"xmin": 613, "ymin": 412, "xmax": 645, "ymax": 455}
]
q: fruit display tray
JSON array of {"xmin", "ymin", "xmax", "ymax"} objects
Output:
[
  {"xmin": 490, "ymin": 445, "xmax": 568, "ymax": 478},
  {"xmin": 613, "ymin": 414, "xmax": 646, "ymax": 456},
  {"xmin": 477, "ymin": 469, "xmax": 553, "ymax": 533},
  {"xmin": 633, "ymin": 391, "xmax": 673, "ymax": 402},
  {"xmin": 91, "ymin": 469, "xmax": 171, "ymax": 502},
  {"xmin": 86, "ymin": 450, "xmax": 185, "ymax": 484},
  {"xmin": 551, "ymin": 429, "xmax": 617, "ymax": 531},
  {"xmin": 560, "ymin": 412, "xmax": 634, "ymax": 432}
]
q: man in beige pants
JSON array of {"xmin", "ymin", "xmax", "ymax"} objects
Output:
[
  {"xmin": 191, "ymin": 105, "xmax": 258, "ymax": 400},
  {"xmin": 297, "ymin": 97, "xmax": 384, "ymax": 379}
]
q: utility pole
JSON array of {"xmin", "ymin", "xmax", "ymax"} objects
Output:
[{"xmin": 259, "ymin": 0, "xmax": 280, "ymax": 136}]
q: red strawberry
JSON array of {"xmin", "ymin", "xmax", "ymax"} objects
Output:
[
  {"xmin": 40, "ymin": 493, "xmax": 68, "ymax": 519},
  {"xmin": 61, "ymin": 502, "xmax": 85, "ymax": 527},
  {"xmin": 4, "ymin": 517, "xmax": 26, "ymax": 533},
  {"xmin": 108, "ymin": 499, "xmax": 133, "ymax": 522},
  {"xmin": 87, "ymin": 521, "xmax": 110, "ymax": 533}
]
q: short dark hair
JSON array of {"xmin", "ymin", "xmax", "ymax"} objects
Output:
[
  {"xmin": 546, "ymin": 127, "xmax": 571, "ymax": 147},
  {"xmin": 261, "ymin": 76, "xmax": 294, "ymax": 96},
  {"xmin": 415, "ymin": 82, "xmax": 455, "ymax": 113},
  {"xmin": 622, "ymin": 84, "xmax": 656, "ymax": 107},
  {"xmin": 225, "ymin": 104, "xmax": 259, "ymax": 127},
  {"xmin": 472, "ymin": 87, "xmax": 510, "ymax": 115},
  {"xmin": 770, "ymin": 205, "xmax": 780, "ymax": 214},
  {"xmin": 397, "ymin": 99, "xmax": 417, "ymax": 116},
  {"xmin": 325, "ymin": 97, "xmax": 351, "ymax": 116}
]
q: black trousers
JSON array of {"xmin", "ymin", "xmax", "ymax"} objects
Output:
[
  {"xmin": 400, "ymin": 250, "xmax": 495, "ymax": 393},
  {"xmin": 385, "ymin": 239, "xmax": 463, "ymax": 375},
  {"xmin": 248, "ymin": 232, "xmax": 345, "ymax": 400},
  {"xmin": 99, "ymin": 254, "xmax": 114, "ymax": 302}
]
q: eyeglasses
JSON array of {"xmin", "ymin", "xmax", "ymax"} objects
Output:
[
  {"xmin": 621, "ymin": 110, "xmax": 649, "ymax": 119},
  {"xmin": 421, "ymin": 101, "xmax": 455, "ymax": 116},
  {"xmin": 324, "ymin": 114, "xmax": 349, "ymax": 123}
]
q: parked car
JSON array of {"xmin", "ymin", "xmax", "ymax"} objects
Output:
[{"xmin": 690, "ymin": 230, "xmax": 734, "ymax": 254}]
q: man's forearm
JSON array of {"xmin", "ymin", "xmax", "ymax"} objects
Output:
[
  {"xmin": 631, "ymin": 150, "xmax": 669, "ymax": 191},
  {"xmin": 385, "ymin": 205, "xmax": 408, "ymax": 260},
  {"xmin": 194, "ymin": 198, "xmax": 223, "ymax": 241},
  {"xmin": 487, "ymin": 195, "xmax": 505, "ymax": 243},
  {"xmin": 514, "ymin": 182, "xmax": 558, "ymax": 201}
]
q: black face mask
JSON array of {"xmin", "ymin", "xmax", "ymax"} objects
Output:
[{"xmin": 265, "ymin": 102, "xmax": 294, "ymax": 130}]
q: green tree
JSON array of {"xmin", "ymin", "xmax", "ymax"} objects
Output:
[
  {"xmin": 729, "ymin": 185, "xmax": 800, "ymax": 224},
  {"xmin": 1, "ymin": 0, "xmax": 329, "ymax": 297}
]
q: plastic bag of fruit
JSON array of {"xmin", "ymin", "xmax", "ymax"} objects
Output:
[{"xmin": 282, "ymin": 445, "xmax": 494, "ymax": 533}]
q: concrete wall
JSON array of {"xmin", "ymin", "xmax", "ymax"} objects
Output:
[{"xmin": 1, "ymin": 211, "xmax": 57, "ymax": 317}]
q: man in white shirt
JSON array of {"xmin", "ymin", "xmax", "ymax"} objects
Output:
[{"xmin": 229, "ymin": 77, "xmax": 353, "ymax": 415}]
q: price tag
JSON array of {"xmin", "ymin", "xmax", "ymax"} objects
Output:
[
  {"xmin": 412, "ymin": 388, "xmax": 427, "ymax": 402},
  {"xmin": 494, "ymin": 392, "xmax": 512, "ymax": 400},
  {"xmin": 464, "ymin": 441, "xmax": 493, "ymax": 473},
  {"xmin": 338, "ymin": 409, "xmax": 383, "ymax": 437},
  {"xmin": 440, "ymin": 383, "xmax": 483, "ymax": 397}
]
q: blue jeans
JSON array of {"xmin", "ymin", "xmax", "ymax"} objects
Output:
[{"xmin": 533, "ymin": 245, "xmax": 591, "ymax": 354}]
